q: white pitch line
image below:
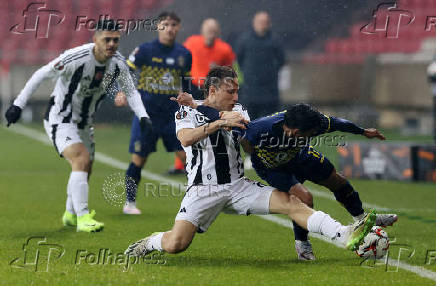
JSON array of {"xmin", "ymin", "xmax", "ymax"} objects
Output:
[
  {"xmin": 308, "ymin": 185, "xmax": 436, "ymax": 213},
  {"xmin": 5, "ymin": 124, "xmax": 436, "ymax": 282}
]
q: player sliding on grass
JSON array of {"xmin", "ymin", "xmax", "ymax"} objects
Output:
[
  {"xmin": 4, "ymin": 20, "xmax": 151, "ymax": 232},
  {"xmin": 125, "ymin": 66, "xmax": 376, "ymax": 257},
  {"xmin": 171, "ymin": 86, "xmax": 398, "ymax": 261}
]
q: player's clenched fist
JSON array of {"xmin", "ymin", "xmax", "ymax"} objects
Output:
[
  {"xmin": 170, "ymin": 92, "xmax": 196, "ymax": 108},
  {"xmin": 363, "ymin": 128, "xmax": 386, "ymax": 140},
  {"xmin": 114, "ymin": 91, "xmax": 128, "ymax": 107},
  {"xmin": 220, "ymin": 111, "xmax": 249, "ymax": 124}
]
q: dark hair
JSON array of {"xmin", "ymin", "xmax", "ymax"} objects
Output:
[
  {"xmin": 95, "ymin": 19, "xmax": 121, "ymax": 32},
  {"xmin": 284, "ymin": 103, "xmax": 324, "ymax": 132},
  {"xmin": 203, "ymin": 66, "xmax": 237, "ymax": 97},
  {"xmin": 157, "ymin": 11, "xmax": 181, "ymax": 23}
]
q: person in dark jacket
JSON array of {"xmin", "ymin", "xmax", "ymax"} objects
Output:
[{"xmin": 236, "ymin": 11, "xmax": 285, "ymax": 119}]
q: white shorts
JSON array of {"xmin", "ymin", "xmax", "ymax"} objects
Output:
[
  {"xmin": 175, "ymin": 177, "xmax": 275, "ymax": 233},
  {"xmin": 43, "ymin": 120, "xmax": 95, "ymax": 161}
]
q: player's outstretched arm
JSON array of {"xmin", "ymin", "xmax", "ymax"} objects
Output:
[
  {"xmin": 171, "ymin": 92, "xmax": 247, "ymax": 123},
  {"xmin": 5, "ymin": 63, "xmax": 59, "ymax": 127},
  {"xmin": 326, "ymin": 116, "xmax": 386, "ymax": 140},
  {"xmin": 117, "ymin": 64, "xmax": 149, "ymax": 119}
]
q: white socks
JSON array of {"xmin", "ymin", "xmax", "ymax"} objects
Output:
[
  {"xmin": 307, "ymin": 211, "xmax": 347, "ymax": 241},
  {"xmin": 148, "ymin": 232, "xmax": 164, "ymax": 251},
  {"xmin": 68, "ymin": 171, "xmax": 89, "ymax": 217},
  {"xmin": 66, "ymin": 178, "xmax": 75, "ymax": 215}
]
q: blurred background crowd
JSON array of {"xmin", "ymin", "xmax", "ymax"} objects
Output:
[{"xmin": 1, "ymin": 0, "xmax": 436, "ymax": 138}]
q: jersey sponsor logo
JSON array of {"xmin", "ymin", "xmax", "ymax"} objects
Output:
[
  {"xmin": 134, "ymin": 141, "xmax": 142, "ymax": 152},
  {"xmin": 161, "ymin": 72, "xmax": 174, "ymax": 85},
  {"xmin": 65, "ymin": 136, "xmax": 72, "ymax": 142},
  {"xmin": 255, "ymin": 146, "xmax": 300, "ymax": 168},
  {"xmin": 128, "ymin": 48, "xmax": 139, "ymax": 64},
  {"xmin": 54, "ymin": 61, "xmax": 64, "ymax": 71},
  {"xmin": 244, "ymin": 178, "xmax": 266, "ymax": 188},
  {"xmin": 195, "ymin": 114, "xmax": 205, "ymax": 124},
  {"xmin": 152, "ymin": 57, "xmax": 163, "ymax": 63},
  {"xmin": 179, "ymin": 207, "xmax": 187, "ymax": 213},
  {"xmin": 177, "ymin": 55, "xmax": 185, "ymax": 67},
  {"xmin": 176, "ymin": 110, "xmax": 187, "ymax": 120},
  {"xmin": 275, "ymin": 151, "xmax": 290, "ymax": 162},
  {"xmin": 94, "ymin": 71, "xmax": 104, "ymax": 80},
  {"xmin": 165, "ymin": 57, "xmax": 175, "ymax": 65}
]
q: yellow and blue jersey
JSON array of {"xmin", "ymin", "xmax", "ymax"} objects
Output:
[
  {"xmin": 127, "ymin": 39, "xmax": 192, "ymax": 123},
  {"xmin": 244, "ymin": 111, "xmax": 332, "ymax": 170},
  {"xmin": 244, "ymin": 111, "xmax": 302, "ymax": 169},
  {"xmin": 244, "ymin": 110, "xmax": 364, "ymax": 171}
]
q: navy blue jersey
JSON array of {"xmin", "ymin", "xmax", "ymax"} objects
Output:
[
  {"xmin": 244, "ymin": 111, "xmax": 302, "ymax": 169},
  {"xmin": 244, "ymin": 110, "xmax": 363, "ymax": 170},
  {"xmin": 127, "ymin": 39, "xmax": 192, "ymax": 123}
]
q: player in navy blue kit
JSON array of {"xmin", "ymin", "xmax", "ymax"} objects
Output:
[
  {"xmin": 239, "ymin": 104, "xmax": 398, "ymax": 260},
  {"xmin": 121, "ymin": 12, "xmax": 193, "ymax": 214},
  {"xmin": 172, "ymin": 94, "xmax": 398, "ymax": 260}
]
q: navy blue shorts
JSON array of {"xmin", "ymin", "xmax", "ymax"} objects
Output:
[
  {"xmin": 128, "ymin": 116, "xmax": 183, "ymax": 157},
  {"xmin": 254, "ymin": 146, "xmax": 334, "ymax": 192}
]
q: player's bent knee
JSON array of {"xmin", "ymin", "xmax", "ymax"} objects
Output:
[
  {"xmin": 290, "ymin": 184, "xmax": 313, "ymax": 207},
  {"xmin": 132, "ymin": 154, "xmax": 146, "ymax": 168},
  {"xmin": 287, "ymin": 194, "xmax": 312, "ymax": 214}
]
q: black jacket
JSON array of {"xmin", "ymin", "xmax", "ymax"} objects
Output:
[{"xmin": 236, "ymin": 30, "xmax": 284, "ymax": 88}]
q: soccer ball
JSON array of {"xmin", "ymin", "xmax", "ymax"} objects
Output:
[{"xmin": 355, "ymin": 226, "xmax": 390, "ymax": 259}]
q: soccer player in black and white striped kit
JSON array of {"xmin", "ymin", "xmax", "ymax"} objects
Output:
[
  {"xmin": 5, "ymin": 20, "xmax": 151, "ymax": 232},
  {"xmin": 125, "ymin": 66, "xmax": 377, "ymax": 256}
]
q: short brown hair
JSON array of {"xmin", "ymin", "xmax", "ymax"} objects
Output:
[
  {"xmin": 203, "ymin": 66, "xmax": 237, "ymax": 97},
  {"xmin": 157, "ymin": 11, "xmax": 181, "ymax": 23}
]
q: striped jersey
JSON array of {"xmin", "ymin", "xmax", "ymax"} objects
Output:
[
  {"xmin": 175, "ymin": 102, "xmax": 250, "ymax": 186},
  {"xmin": 14, "ymin": 43, "xmax": 147, "ymax": 127}
]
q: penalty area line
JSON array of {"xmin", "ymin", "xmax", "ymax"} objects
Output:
[{"xmin": 4, "ymin": 124, "xmax": 436, "ymax": 282}]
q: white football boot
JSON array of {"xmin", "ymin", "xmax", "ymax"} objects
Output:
[
  {"xmin": 295, "ymin": 240, "xmax": 316, "ymax": 261},
  {"xmin": 123, "ymin": 201, "xmax": 141, "ymax": 215},
  {"xmin": 375, "ymin": 214, "xmax": 398, "ymax": 227}
]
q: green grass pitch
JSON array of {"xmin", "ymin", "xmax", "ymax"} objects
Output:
[{"xmin": 1, "ymin": 124, "xmax": 435, "ymax": 285}]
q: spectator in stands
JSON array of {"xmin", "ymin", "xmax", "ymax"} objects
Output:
[
  {"xmin": 236, "ymin": 11, "xmax": 285, "ymax": 119},
  {"xmin": 184, "ymin": 18, "xmax": 236, "ymax": 99}
]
